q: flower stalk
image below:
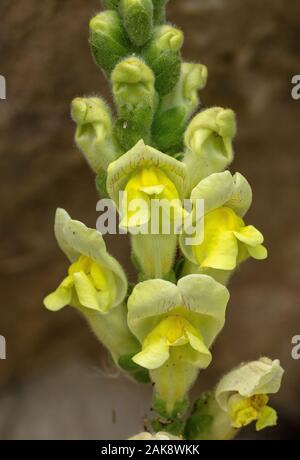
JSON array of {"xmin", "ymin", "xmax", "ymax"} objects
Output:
[{"xmin": 43, "ymin": 0, "xmax": 284, "ymax": 440}]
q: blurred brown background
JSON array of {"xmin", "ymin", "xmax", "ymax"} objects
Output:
[{"xmin": 0, "ymin": 0, "xmax": 299, "ymax": 440}]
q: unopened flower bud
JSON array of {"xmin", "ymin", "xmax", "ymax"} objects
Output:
[
  {"xmin": 71, "ymin": 97, "xmax": 118, "ymax": 174},
  {"xmin": 120, "ymin": 0, "xmax": 154, "ymax": 47},
  {"xmin": 144, "ymin": 25, "xmax": 183, "ymax": 95},
  {"xmin": 184, "ymin": 107, "xmax": 237, "ymax": 191},
  {"xmin": 111, "ymin": 57, "xmax": 156, "ymax": 149},
  {"xmin": 152, "ymin": 63, "xmax": 208, "ymax": 152},
  {"xmin": 90, "ymin": 11, "xmax": 130, "ymax": 75}
]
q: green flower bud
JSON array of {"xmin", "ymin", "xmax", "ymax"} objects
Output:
[
  {"xmin": 183, "ymin": 107, "xmax": 237, "ymax": 191},
  {"xmin": 152, "ymin": 0, "xmax": 169, "ymax": 24},
  {"xmin": 152, "ymin": 63, "xmax": 208, "ymax": 152},
  {"xmin": 120, "ymin": 0, "xmax": 154, "ymax": 47},
  {"xmin": 145, "ymin": 25, "xmax": 184, "ymax": 61},
  {"xmin": 71, "ymin": 97, "xmax": 119, "ymax": 174},
  {"xmin": 144, "ymin": 25, "xmax": 184, "ymax": 95},
  {"xmin": 111, "ymin": 57, "xmax": 156, "ymax": 149},
  {"xmin": 90, "ymin": 11, "xmax": 130, "ymax": 75}
]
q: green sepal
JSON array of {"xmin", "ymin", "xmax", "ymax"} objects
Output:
[
  {"xmin": 114, "ymin": 103, "xmax": 153, "ymax": 150},
  {"xmin": 143, "ymin": 25, "xmax": 183, "ymax": 95},
  {"xmin": 173, "ymin": 255, "xmax": 185, "ymax": 278},
  {"xmin": 184, "ymin": 392, "xmax": 214, "ymax": 440},
  {"xmin": 90, "ymin": 11, "xmax": 130, "ymax": 75},
  {"xmin": 163, "ymin": 270, "xmax": 176, "ymax": 283},
  {"xmin": 95, "ymin": 172, "xmax": 109, "ymax": 198},
  {"xmin": 152, "ymin": 106, "xmax": 186, "ymax": 152},
  {"xmin": 151, "ymin": 417, "xmax": 184, "ymax": 437},
  {"xmin": 152, "ymin": 0, "xmax": 169, "ymax": 24},
  {"xmin": 118, "ymin": 352, "xmax": 151, "ymax": 383},
  {"xmin": 151, "ymin": 395, "xmax": 188, "ymax": 436},
  {"xmin": 153, "ymin": 394, "xmax": 189, "ymax": 420},
  {"xmin": 120, "ymin": 0, "xmax": 154, "ymax": 47},
  {"xmin": 150, "ymin": 50, "xmax": 181, "ymax": 95}
]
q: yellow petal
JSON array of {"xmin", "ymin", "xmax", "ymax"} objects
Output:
[
  {"xmin": 193, "ymin": 207, "xmax": 241, "ymax": 270},
  {"xmin": 133, "ymin": 336, "xmax": 170, "ymax": 370},
  {"xmin": 248, "ymin": 244, "xmax": 268, "ymax": 260},
  {"xmin": 139, "ymin": 184, "xmax": 165, "ymax": 195},
  {"xmin": 90, "ymin": 261, "xmax": 108, "ymax": 291},
  {"xmin": 73, "ymin": 271, "xmax": 101, "ymax": 311},
  {"xmin": 197, "ymin": 231, "xmax": 238, "ymax": 270},
  {"xmin": 234, "ymin": 225, "xmax": 264, "ymax": 247},
  {"xmin": 256, "ymin": 406, "xmax": 277, "ymax": 431},
  {"xmin": 185, "ymin": 329, "xmax": 212, "ymax": 369},
  {"xmin": 44, "ymin": 276, "xmax": 73, "ymax": 312}
]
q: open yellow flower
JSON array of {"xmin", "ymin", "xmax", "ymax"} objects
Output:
[
  {"xmin": 128, "ymin": 274, "xmax": 229, "ymax": 414},
  {"xmin": 45, "ymin": 254, "xmax": 117, "ymax": 314},
  {"xmin": 186, "ymin": 357, "xmax": 284, "ymax": 440},
  {"xmin": 44, "ymin": 209, "xmax": 127, "ymax": 314},
  {"xmin": 227, "ymin": 393, "xmax": 277, "ymax": 431},
  {"xmin": 216, "ymin": 358, "xmax": 284, "ymax": 432},
  {"xmin": 43, "ymin": 209, "xmax": 139, "ymax": 365},
  {"xmin": 107, "ymin": 140, "xmax": 188, "ymax": 278},
  {"xmin": 107, "ymin": 140, "xmax": 187, "ymax": 229},
  {"xmin": 133, "ymin": 315, "xmax": 212, "ymax": 371},
  {"xmin": 180, "ymin": 171, "xmax": 267, "ymax": 282},
  {"xmin": 120, "ymin": 166, "xmax": 184, "ymax": 229}
]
